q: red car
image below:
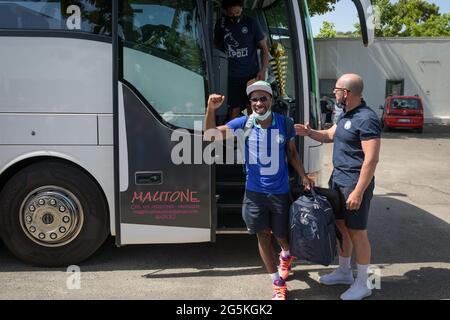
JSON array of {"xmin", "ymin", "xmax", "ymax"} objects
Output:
[{"xmin": 381, "ymin": 95, "xmax": 424, "ymax": 133}]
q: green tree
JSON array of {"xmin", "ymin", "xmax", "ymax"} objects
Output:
[
  {"xmin": 307, "ymin": 0, "xmax": 339, "ymax": 16},
  {"xmin": 374, "ymin": 0, "xmax": 450, "ymax": 37},
  {"xmin": 309, "ymin": 0, "xmax": 450, "ymax": 37},
  {"xmin": 317, "ymin": 21, "xmax": 337, "ymax": 38},
  {"xmin": 335, "ymin": 23, "xmax": 360, "ymax": 38}
]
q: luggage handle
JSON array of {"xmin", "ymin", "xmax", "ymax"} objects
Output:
[{"xmin": 304, "ymin": 187, "xmax": 320, "ymax": 206}]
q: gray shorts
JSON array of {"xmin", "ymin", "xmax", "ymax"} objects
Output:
[
  {"xmin": 330, "ymin": 179, "xmax": 375, "ymax": 230},
  {"xmin": 242, "ymin": 190, "xmax": 290, "ymax": 238}
]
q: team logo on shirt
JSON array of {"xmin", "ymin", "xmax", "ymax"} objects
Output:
[
  {"xmin": 344, "ymin": 120, "xmax": 352, "ymax": 130},
  {"xmin": 242, "ymin": 26, "xmax": 248, "ymax": 34},
  {"xmin": 275, "ymin": 134, "xmax": 285, "ymax": 144},
  {"xmin": 224, "ymin": 32, "xmax": 248, "ymax": 58}
]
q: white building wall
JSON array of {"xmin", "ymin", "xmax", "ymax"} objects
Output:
[{"xmin": 314, "ymin": 38, "xmax": 450, "ymax": 123}]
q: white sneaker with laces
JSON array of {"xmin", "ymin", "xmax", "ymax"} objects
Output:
[
  {"xmin": 319, "ymin": 268, "xmax": 354, "ymax": 285},
  {"xmin": 340, "ymin": 281, "xmax": 372, "ymax": 300}
]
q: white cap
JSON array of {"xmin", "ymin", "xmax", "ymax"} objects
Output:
[{"xmin": 246, "ymin": 80, "xmax": 273, "ymax": 96}]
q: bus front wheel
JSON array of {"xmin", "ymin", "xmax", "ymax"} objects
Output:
[{"xmin": 0, "ymin": 161, "xmax": 109, "ymax": 266}]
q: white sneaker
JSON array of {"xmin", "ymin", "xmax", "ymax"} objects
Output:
[
  {"xmin": 340, "ymin": 281, "xmax": 372, "ymax": 300},
  {"xmin": 319, "ymin": 268, "xmax": 354, "ymax": 285}
]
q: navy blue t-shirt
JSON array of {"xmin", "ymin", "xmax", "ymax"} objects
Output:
[
  {"xmin": 214, "ymin": 15, "xmax": 265, "ymax": 78},
  {"xmin": 226, "ymin": 113, "xmax": 295, "ymax": 194},
  {"xmin": 332, "ymin": 105, "xmax": 381, "ymax": 187}
]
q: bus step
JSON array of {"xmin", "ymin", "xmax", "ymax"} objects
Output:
[
  {"xmin": 217, "ymin": 203, "xmax": 242, "ymax": 209},
  {"xmin": 215, "ymin": 181, "xmax": 245, "ymax": 187},
  {"xmin": 215, "ymin": 189, "xmax": 244, "ymax": 205},
  {"xmin": 217, "ymin": 210, "xmax": 246, "ymax": 229},
  {"xmin": 216, "ymin": 228, "xmax": 248, "ymax": 234}
]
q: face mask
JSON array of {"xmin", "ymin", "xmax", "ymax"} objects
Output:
[{"xmin": 254, "ymin": 109, "xmax": 271, "ymax": 121}]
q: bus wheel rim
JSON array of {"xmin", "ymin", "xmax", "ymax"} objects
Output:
[{"xmin": 19, "ymin": 186, "xmax": 84, "ymax": 247}]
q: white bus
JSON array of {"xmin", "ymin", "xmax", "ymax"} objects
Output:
[{"xmin": 0, "ymin": 0, "xmax": 374, "ymax": 266}]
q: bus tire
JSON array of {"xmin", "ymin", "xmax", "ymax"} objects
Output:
[{"xmin": 0, "ymin": 161, "xmax": 109, "ymax": 266}]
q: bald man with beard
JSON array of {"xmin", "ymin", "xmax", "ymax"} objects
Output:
[{"xmin": 295, "ymin": 74, "xmax": 381, "ymax": 300}]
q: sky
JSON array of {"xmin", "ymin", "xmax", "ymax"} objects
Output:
[{"xmin": 310, "ymin": 0, "xmax": 450, "ymax": 36}]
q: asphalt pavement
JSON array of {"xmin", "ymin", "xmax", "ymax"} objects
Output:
[{"xmin": 0, "ymin": 124, "xmax": 449, "ymax": 300}]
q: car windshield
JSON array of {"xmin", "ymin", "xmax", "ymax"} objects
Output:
[{"xmin": 391, "ymin": 98, "xmax": 421, "ymax": 110}]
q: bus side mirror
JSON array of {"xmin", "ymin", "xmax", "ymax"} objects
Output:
[
  {"xmin": 379, "ymin": 105, "xmax": 384, "ymax": 110},
  {"xmin": 212, "ymin": 49, "xmax": 229, "ymax": 119}
]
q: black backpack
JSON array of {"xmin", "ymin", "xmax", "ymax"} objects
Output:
[{"xmin": 289, "ymin": 187, "xmax": 341, "ymax": 266}]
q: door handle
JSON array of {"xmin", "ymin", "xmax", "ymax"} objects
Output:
[{"xmin": 135, "ymin": 171, "xmax": 162, "ymax": 185}]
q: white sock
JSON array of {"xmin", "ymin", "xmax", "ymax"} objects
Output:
[
  {"xmin": 270, "ymin": 272, "xmax": 281, "ymax": 282},
  {"xmin": 281, "ymin": 249, "xmax": 290, "ymax": 258},
  {"xmin": 338, "ymin": 256, "xmax": 351, "ymax": 272},
  {"xmin": 356, "ymin": 264, "xmax": 369, "ymax": 286}
]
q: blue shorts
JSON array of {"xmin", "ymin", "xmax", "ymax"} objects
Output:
[
  {"xmin": 242, "ymin": 190, "xmax": 290, "ymax": 238},
  {"xmin": 329, "ymin": 179, "xmax": 375, "ymax": 230}
]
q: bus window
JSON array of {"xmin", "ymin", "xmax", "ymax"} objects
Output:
[
  {"xmin": 264, "ymin": 0, "xmax": 296, "ymax": 103},
  {"xmin": 0, "ymin": 0, "xmax": 111, "ymax": 35},
  {"xmin": 61, "ymin": 0, "xmax": 112, "ymax": 35},
  {"xmin": 121, "ymin": 0, "xmax": 207, "ymax": 130},
  {"xmin": 0, "ymin": 0, "xmax": 61, "ymax": 29}
]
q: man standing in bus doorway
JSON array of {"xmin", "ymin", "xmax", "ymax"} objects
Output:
[
  {"xmin": 295, "ymin": 74, "xmax": 381, "ymax": 300},
  {"xmin": 204, "ymin": 81, "xmax": 314, "ymax": 300},
  {"xmin": 214, "ymin": 0, "xmax": 270, "ymax": 121}
]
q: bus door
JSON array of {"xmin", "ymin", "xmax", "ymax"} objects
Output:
[{"xmin": 114, "ymin": 0, "xmax": 215, "ymax": 245}]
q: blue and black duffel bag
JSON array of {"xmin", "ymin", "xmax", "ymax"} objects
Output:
[{"xmin": 289, "ymin": 187, "xmax": 342, "ymax": 266}]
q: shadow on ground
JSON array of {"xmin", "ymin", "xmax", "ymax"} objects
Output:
[
  {"xmin": 1, "ymin": 195, "xmax": 449, "ymax": 299},
  {"xmin": 287, "ymin": 266, "xmax": 450, "ymax": 300},
  {"xmin": 381, "ymin": 124, "xmax": 450, "ymax": 140}
]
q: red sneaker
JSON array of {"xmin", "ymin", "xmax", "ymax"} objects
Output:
[
  {"xmin": 278, "ymin": 255, "xmax": 295, "ymax": 280},
  {"xmin": 272, "ymin": 279, "xmax": 287, "ymax": 300}
]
